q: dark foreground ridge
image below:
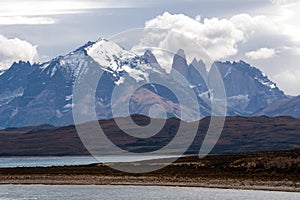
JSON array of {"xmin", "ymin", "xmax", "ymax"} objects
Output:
[
  {"xmin": 0, "ymin": 149, "xmax": 299, "ymax": 192},
  {"xmin": 0, "ymin": 115, "xmax": 299, "ymax": 156}
]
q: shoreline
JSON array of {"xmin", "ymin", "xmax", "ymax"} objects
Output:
[
  {"xmin": 0, "ymin": 149, "xmax": 299, "ymax": 193},
  {"xmin": 0, "ymin": 174, "xmax": 299, "ymax": 193}
]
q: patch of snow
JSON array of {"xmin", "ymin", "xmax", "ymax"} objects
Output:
[
  {"xmin": 228, "ymin": 94, "xmax": 249, "ymax": 101},
  {"xmin": 55, "ymin": 51, "xmax": 87, "ymax": 81},
  {"xmin": 122, "ymin": 65, "xmax": 149, "ymax": 82},
  {"xmin": 269, "ymin": 83, "xmax": 276, "ymax": 89},
  {"xmin": 199, "ymin": 90, "xmax": 212, "ymax": 100},
  {"xmin": 257, "ymin": 77, "xmax": 277, "ymax": 90},
  {"xmin": 64, "ymin": 103, "xmax": 74, "ymax": 109},
  {"xmin": 59, "ymin": 60, "xmax": 66, "ymax": 65},
  {"xmin": 0, "ymin": 88, "xmax": 24, "ymax": 106},
  {"xmin": 86, "ymin": 38, "xmax": 135, "ymax": 71},
  {"xmin": 100, "ymin": 67, "xmax": 114, "ymax": 74},
  {"xmin": 227, "ymin": 95, "xmax": 250, "ymax": 110},
  {"xmin": 10, "ymin": 108, "xmax": 18, "ymax": 119},
  {"xmin": 65, "ymin": 95, "xmax": 73, "ymax": 101},
  {"xmin": 56, "ymin": 109, "xmax": 63, "ymax": 118},
  {"xmin": 50, "ymin": 66, "xmax": 57, "ymax": 77},
  {"xmin": 0, "ymin": 70, "xmax": 6, "ymax": 76},
  {"xmin": 39, "ymin": 63, "xmax": 49, "ymax": 71},
  {"xmin": 150, "ymin": 83, "xmax": 159, "ymax": 94},
  {"xmin": 137, "ymin": 59, "xmax": 161, "ymax": 74},
  {"xmin": 115, "ymin": 77, "xmax": 125, "ymax": 86},
  {"xmin": 224, "ymin": 67, "xmax": 232, "ymax": 78}
]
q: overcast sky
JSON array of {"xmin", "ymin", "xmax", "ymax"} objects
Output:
[{"xmin": 0, "ymin": 0, "xmax": 300, "ymax": 95}]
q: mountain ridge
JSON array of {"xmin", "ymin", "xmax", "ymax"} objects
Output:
[
  {"xmin": 0, "ymin": 38, "xmax": 293, "ymax": 128},
  {"xmin": 0, "ymin": 115, "xmax": 299, "ymax": 156}
]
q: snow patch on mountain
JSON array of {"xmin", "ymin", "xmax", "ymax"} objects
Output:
[
  {"xmin": 122, "ymin": 64, "xmax": 149, "ymax": 82},
  {"xmin": 115, "ymin": 77, "xmax": 125, "ymax": 86},
  {"xmin": 86, "ymin": 38, "xmax": 132, "ymax": 71},
  {"xmin": 56, "ymin": 51, "xmax": 87, "ymax": 81},
  {"xmin": 65, "ymin": 95, "xmax": 73, "ymax": 101},
  {"xmin": 0, "ymin": 87, "xmax": 24, "ymax": 106},
  {"xmin": 255, "ymin": 76, "xmax": 277, "ymax": 90},
  {"xmin": 224, "ymin": 67, "xmax": 232, "ymax": 78},
  {"xmin": 10, "ymin": 108, "xmax": 18, "ymax": 119}
]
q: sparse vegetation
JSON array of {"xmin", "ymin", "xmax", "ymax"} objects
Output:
[{"xmin": 0, "ymin": 149, "xmax": 299, "ymax": 191}]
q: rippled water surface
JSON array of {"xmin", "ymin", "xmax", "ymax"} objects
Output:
[
  {"xmin": 0, "ymin": 185, "xmax": 299, "ymax": 200},
  {"xmin": 0, "ymin": 155, "xmax": 175, "ymax": 168}
]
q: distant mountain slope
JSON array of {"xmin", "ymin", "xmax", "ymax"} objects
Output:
[
  {"xmin": 214, "ymin": 61, "xmax": 286, "ymax": 116},
  {"xmin": 0, "ymin": 116, "xmax": 299, "ymax": 156},
  {"xmin": 0, "ymin": 38, "xmax": 288, "ymax": 128},
  {"xmin": 256, "ymin": 95, "xmax": 300, "ymax": 118}
]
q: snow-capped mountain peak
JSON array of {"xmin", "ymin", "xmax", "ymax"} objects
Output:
[
  {"xmin": 0, "ymin": 38, "xmax": 290, "ymax": 128},
  {"xmin": 85, "ymin": 38, "xmax": 134, "ymax": 72}
]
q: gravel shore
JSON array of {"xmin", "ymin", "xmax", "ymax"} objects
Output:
[
  {"xmin": 1, "ymin": 149, "xmax": 299, "ymax": 192},
  {"xmin": 0, "ymin": 174, "xmax": 299, "ymax": 192}
]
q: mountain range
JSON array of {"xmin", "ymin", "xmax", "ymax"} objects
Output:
[
  {"xmin": 0, "ymin": 115, "xmax": 299, "ymax": 156},
  {"xmin": 0, "ymin": 38, "xmax": 296, "ymax": 128}
]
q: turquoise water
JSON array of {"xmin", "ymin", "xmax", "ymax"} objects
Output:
[
  {"xmin": 0, "ymin": 155, "xmax": 176, "ymax": 168},
  {"xmin": 0, "ymin": 185, "xmax": 299, "ymax": 200},
  {"xmin": 0, "ymin": 156, "xmax": 97, "ymax": 168}
]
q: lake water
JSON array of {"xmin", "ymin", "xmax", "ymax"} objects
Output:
[
  {"xmin": 0, "ymin": 155, "xmax": 176, "ymax": 168},
  {"xmin": 0, "ymin": 185, "xmax": 299, "ymax": 200}
]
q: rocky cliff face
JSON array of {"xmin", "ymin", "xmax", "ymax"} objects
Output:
[
  {"xmin": 0, "ymin": 38, "xmax": 288, "ymax": 128},
  {"xmin": 213, "ymin": 61, "xmax": 286, "ymax": 115}
]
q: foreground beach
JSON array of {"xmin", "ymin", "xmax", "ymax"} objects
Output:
[
  {"xmin": 1, "ymin": 174, "xmax": 299, "ymax": 192},
  {"xmin": 0, "ymin": 149, "xmax": 299, "ymax": 192}
]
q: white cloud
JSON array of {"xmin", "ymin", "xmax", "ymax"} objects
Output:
[
  {"xmin": 138, "ymin": 12, "xmax": 246, "ymax": 69},
  {"xmin": 147, "ymin": 12, "xmax": 245, "ymax": 60},
  {"xmin": 135, "ymin": 12, "xmax": 277, "ymax": 69},
  {"xmin": 273, "ymin": 70, "xmax": 300, "ymax": 95},
  {"xmin": 195, "ymin": 15, "xmax": 201, "ymax": 22},
  {"xmin": 0, "ymin": 0, "xmax": 142, "ymax": 25},
  {"xmin": 245, "ymin": 48, "xmax": 276, "ymax": 60},
  {"xmin": 133, "ymin": 10, "xmax": 300, "ymax": 95},
  {"xmin": 254, "ymin": 1, "xmax": 300, "ymax": 46},
  {"xmin": 229, "ymin": 14, "xmax": 275, "ymax": 37},
  {"xmin": 137, "ymin": 12, "xmax": 297, "ymax": 61},
  {"xmin": 0, "ymin": 16, "xmax": 56, "ymax": 25},
  {"xmin": 0, "ymin": 0, "xmax": 140, "ymax": 17},
  {"xmin": 0, "ymin": 35, "xmax": 38, "ymax": 70},
  {"xmin": 269, "ymin": 0, "xmax": 298, "ymax": 5}
]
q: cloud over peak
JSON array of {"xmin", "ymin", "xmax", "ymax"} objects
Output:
[
  {"xmin": 0, "ymin": 35, "xmax": 38, "ymax": 70},
  {"xmin": 144, "ymin": 12, "xmax": 245, "ymax": 61},
  {"xmin": 140, "ymin": 12, "xmax": 275, "ymax": 68},
  {"xmin": 139, "ymin": 12, "xmax": 250, "ymax": 69},
  {"xmin": 246, "ymin": 48, "xmax": 276, "ymax": 60}
]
